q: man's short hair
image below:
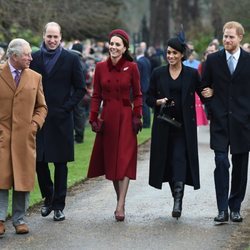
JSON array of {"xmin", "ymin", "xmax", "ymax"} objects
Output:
[
  {"xmin": 223, "ymin": 21, "xmax": 245, "ymax": 36},
  {"xmin": 43, "ymin": 22, "xmax": 62, "ymax": 35},
  {"xmin": 6, "ymin": 38, "xmax": 30, "ymax": 58}
]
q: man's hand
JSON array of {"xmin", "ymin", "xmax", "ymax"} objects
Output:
[{"xmin": 202, "ymin": 87, "xmax": 213, "ymax": 98}]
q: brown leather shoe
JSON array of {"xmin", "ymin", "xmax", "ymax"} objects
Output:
[
  {"xmin": 0, "ymin": 221, "xmax": 5, "ymax": 235},
  {"xmin": 15, "ymin": 224, "xmax": 29, "ymax": 234}
]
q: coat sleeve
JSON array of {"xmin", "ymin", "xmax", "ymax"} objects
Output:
[
  {"xmin": 131, "ymin": 63, "xmax": 142, "ymax": 117},
  {"xmin": 201, "ymin": 55, "xmax": 213, "ymax": 89},
  {"xmin": 89, "ymin": 63, "xmax": 102, "ymax": 122},
  {"xmin": 193, "ymin": 69, "xmax": 206, "ymax": 103},
  {"xmin": 201, "ymin": 55, "xmax": 214, "ymax": 102},
  {"xmin": 32, "ymin": 75, "xmax": 48, "ymax": 129},
  {"xmin": 62, "ymin": 55, "xmax": 86, "ymax": 112}
]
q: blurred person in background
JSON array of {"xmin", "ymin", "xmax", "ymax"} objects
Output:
[
  {"xmin": 70, "ymin": 42, "xmax": 89, "ymax": 144},
  {"xmin": 183, "ymin": 42, "xmax": 200, "ymax": 69},
  {"xmin": 0, "ymin": 47, "xmax": 6, "ymax": 64},
  {"xmin": 242, "ymin": 42, "xmax": 250, "ymax": 52},
  {"xmin": 135, "ymin": 45, "xmax": 151, "ymax": 128},
  {"xmin": 147, "ymin": 46, "xmax": 162, "ymax": 72}
]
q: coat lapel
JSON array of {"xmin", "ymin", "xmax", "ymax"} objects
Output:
[
  {"xmin": 161, "ymin": 65, "xmax": 171, "ymax": 97},
  {"xmin": 0, "ymin": 63, "xmax": 16, "ymax": 92},
  {"xmin": 232, "ymin": 48, "xmax": 247, "ymax": 79},
  {"xmin": 15, "ymin": 69, "xmax": 29, "ymax": 95},
  {"xmin": 181, "ymin": 66, "xmax": 190, "ymax": 103},
  {"xmin": 217, "ymin": 49, "xmax": 232, "ymax": 77}
]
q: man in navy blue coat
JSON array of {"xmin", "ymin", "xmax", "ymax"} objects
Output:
[
  {"xmin": 136, "ymin": 46, "xmax": 151, "ymax": 128},
  {"xmin": 30, "ymin": 22, "xmax": 86, "ymax": 221},
  {"xmin": 202, "ymin": 21, "xmax": 250, "ymax": 223}
]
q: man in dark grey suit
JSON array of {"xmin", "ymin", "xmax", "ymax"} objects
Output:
[
  {"xmin": 202, "ymin": 21, "xmax": 250, "ymax": 223},
  {"xmin": 30, "ymin": 22, "xmax": 86, "ymax": 221}
]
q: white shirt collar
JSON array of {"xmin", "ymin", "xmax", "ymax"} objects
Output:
[
  {"xmin": 136, "ymin": 55, "xmax": 144, "ymax": 60},
  {"xmin": 225, "ymin": 48, "xmax": 241, "ymax": 61},
  {"xmin": 8, "ymin": 61, "xmax": 21, "ymax": 74}
]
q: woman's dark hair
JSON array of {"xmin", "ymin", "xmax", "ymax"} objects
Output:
[
  {"xmin": 167, "ymin": 37, "xmax": 188, "ymax": 61},
  {"xmin": 121, "ymin": 38, "xmax": 134, "ymax": 62}
]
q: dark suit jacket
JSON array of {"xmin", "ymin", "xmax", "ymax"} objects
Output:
[
  {"xmin": 146, "ymin": 65, "xmax": 202, "ymax": 189},
  {"xmin": 136, "ymin": 56, "xmax": 151, "ymax": 93},
  {"xmin": 30, "ymin": 48, "xmax": 86, "ymax": 162},
  {"xmin": 202, "ymin": 48, "xmax": 250, "ymax": 154}
]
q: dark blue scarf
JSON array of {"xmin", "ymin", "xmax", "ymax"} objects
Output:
[{"xmin": 41, "ymin": 42, "xmax": 62, "ymax": 74}]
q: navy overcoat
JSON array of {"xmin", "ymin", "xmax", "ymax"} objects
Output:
[{"xmin": 30, "ymin": 49, "xmax": 85, "ymax": 162}]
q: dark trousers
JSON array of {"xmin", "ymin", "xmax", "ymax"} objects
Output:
[
  {"xmin": 36, "ymin": 161, "xmax": 68, "ymax": 210},
  {"xmin": 142, "ymin": 94, "xmax": 151, "ymax": 128},
  {"xmin": 214, "ymin": 150, "xmax": 249, "ymax": 212}
]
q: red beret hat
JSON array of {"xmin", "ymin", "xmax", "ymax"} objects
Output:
[{"xmin": 109, "ymin": 29, "xmax": 130, "ymax": 45}]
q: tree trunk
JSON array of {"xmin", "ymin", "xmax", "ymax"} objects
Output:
[
  {"xmin": 149, "ymin": 0, "xmax": 170, "ymax": 47},
  {"xmin": 211, "ymin": 0, "xmax": 223, "ymax": 39}
]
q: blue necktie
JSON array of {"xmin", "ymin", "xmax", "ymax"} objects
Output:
[{"xmin": 227, "ymin": 55, "xmax": 235, "ymax": 75}]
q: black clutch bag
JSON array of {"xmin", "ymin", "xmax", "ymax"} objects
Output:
[{"xmin": 157, "ymin": 99, "xmax": 182, "ymax": 128}]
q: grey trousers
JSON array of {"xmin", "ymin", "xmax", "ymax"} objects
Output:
[{"xmin": 0, "ymin": 189, "xmax": 30, "ymax": 226}]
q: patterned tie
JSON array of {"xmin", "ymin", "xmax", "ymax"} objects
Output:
[
  {"xmin": 227, "ymin": 55, "xmax": 235, "ymax": 75},
  {"xmin": 14, "ymin": 70, "xmax": 21, "ymax": 86}
]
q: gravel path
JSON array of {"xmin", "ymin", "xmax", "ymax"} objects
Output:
[{"xmin": 0, "ymin": 126, "xmax": 249, "ymax": 250}]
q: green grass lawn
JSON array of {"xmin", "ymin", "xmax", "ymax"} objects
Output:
[{"xmin": 8, "ymin": 124, "xmax": 152, "ymax": 213}]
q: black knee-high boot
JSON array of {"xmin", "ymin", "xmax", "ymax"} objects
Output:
[{"xmin": 172, "ymin": 182, "xmax": 184, "ymax": 219}]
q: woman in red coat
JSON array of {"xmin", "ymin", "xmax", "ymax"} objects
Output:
[{"xmin": 87, "ymin": 29, "xmax": 142, "ymax": 221}]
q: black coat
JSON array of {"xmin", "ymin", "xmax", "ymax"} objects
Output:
[
  {"xmin": 30, "ymin": 49, "xmax": 86, "ymax": 162},
  {"xmin": 202, "ymin": 48, "xmax": 250, "ymax": 154},
  {"xmin": 146, "ymin": 65, "xmax": 202, "ymax": 189}
]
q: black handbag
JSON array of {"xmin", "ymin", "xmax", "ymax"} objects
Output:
[{"xmin": 157, "ymin": 99, "xmax": 182, "ymax": 128}]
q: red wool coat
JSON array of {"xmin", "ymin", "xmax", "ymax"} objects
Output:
[{"xmin": 87, "ymin": 57, "xmax": 142, "ymax": 180}]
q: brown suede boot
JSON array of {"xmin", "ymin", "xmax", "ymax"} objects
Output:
[
  {"xmin": 0, "ymin": 221, "xmax": 5, "ymax": 235},
  {"xmin": 14, "ymin": 224, "xmax": 29, "ymax": 234}
]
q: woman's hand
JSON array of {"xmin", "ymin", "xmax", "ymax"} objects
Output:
[
  {"xmin": 90, "ymin": 118, "xmax": 104, "ymax": 133},
  {"xmin": 132, "ymin": 115, "xmax": 142, "ymax": 134},
  {"xmin": 156, "ymin": 97, "xmax": 168, "ymax": 106}
]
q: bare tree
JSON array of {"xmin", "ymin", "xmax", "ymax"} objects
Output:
[{"xmin": 210, "ymin": 0, "xmax": 223, "ymax": 39}]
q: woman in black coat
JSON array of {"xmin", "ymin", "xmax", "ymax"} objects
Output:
[{"xmin": 146, "ymin": 37, "xmax": 208, "ymax": 219}]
